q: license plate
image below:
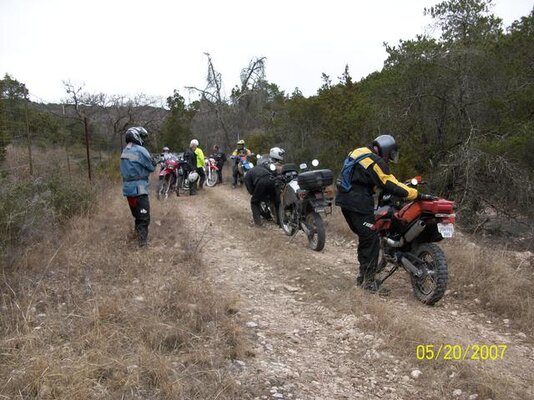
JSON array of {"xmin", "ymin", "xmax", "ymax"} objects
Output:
[{"xmin": 437, "ymin": 223, "xmax": 454, "ymax": 238}]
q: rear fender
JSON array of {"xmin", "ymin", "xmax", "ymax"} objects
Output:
[{"xmin": 412, "ymin": 224, "xmax": 443, "ymax": 244}]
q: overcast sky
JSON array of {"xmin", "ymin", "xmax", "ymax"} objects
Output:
[{"xmin": 1, "ymin": 0, "xmax": 532, "ymax": 104}]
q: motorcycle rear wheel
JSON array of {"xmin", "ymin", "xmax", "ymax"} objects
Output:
[
  {"xmin": 410, "ymin": 243, "xmax": 449, "ymax": 305},
  {"xmin": 279, "ymin": 203, "xmax": 297, "ymax": 236},
  {"xmin": 305, "ymin": 212, "xmax": 325, "ymax": 251}
]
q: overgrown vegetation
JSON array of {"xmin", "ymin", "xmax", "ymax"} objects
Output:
[{"xmin": 0, "ymin": 174, "xmax": 95, "ymax": 258}]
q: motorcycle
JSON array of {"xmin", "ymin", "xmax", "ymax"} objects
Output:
[
  {"xmin": 373, "ymin": 176, "xmax": 455, "ymax": 305},
  {"xmin": 157, "ymin": 158, "xmax": 179, "ymax": 200},
  {"xmin": 232, "ymin": 153, "xmax": 254, "ymax": 187},
  {"xmin": 205, "ymin": 157, "xmax": 219, "ymax": 187},
  {"xmin": 278, "ymin": 160, "xmax": 333, "ymax": 251}
]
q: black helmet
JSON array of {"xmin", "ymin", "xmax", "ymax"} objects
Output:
[
  {"xmin": 372, "ymin": 134, "xmax": 399, "ymax": 163},
  {"xmin": 125, "ymin": 127, "xmax": 148, "ymax": 145}
]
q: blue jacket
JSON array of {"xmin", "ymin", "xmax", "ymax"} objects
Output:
[{"xmin": 120, "ymin": 143, "xmax": 155, "ymax": 197}]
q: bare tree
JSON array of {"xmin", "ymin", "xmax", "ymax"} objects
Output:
[{"xmin": 186, "ymin": 53, "xmax": 232, "ymax": 146}]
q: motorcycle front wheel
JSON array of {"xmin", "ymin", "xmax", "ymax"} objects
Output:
[
  {"xmin": 279, "ymin": 203, "xmax": 297, "ymax": 236},
  {"xmin": 157, "ymin": 177, "xmax": 169, "ymax": 200},
  {"xmin": 206, "ymin": 169, "xmax": 218, "ymax": 187},
  {"xmin": 305, "ymin": 212, "xmax": 325, "ymax": 251},
  {"xmin": 410, "ymin": 243, "xmax": 449, "ymax": 305}
]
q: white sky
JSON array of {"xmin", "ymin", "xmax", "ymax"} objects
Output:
[{"xmin": 1, "ymin": 0, "xmax": 532, "ymax": 104}]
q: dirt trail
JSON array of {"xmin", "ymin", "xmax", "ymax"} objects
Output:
[{"xmin": 155, "ymin": 184, "xmax": 533, "ymax": 400}]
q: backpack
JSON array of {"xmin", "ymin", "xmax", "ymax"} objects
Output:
[{"xmin": 336, "ymin": 152, "xmax": 372, "ymax": 193}]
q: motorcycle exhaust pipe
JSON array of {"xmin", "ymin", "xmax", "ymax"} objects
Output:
[
  {"xmin": 403, "ymin": 220, "xmax": 426, "ymax": 243},
  {"xmin": 400, "ymin": 256, "xmax": 423, "ymax": 278}
]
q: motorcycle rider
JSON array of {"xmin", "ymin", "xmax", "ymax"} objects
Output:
[
  {"xmin": 184, "ymin": 140, "xmax": 199, "ymax": 195},
  {"xmin": 335, "ymin": 134, "xmax": 431, "ymax": 294},
  {"xmin": 231, "ymin": 139, "xmax": 252, "ymax": 188},
  {"xmin": 158, "ymin": 146, "xmax": 178, "ymax": 188},
  {"xmin": 211, "ymin": 144, "xmax": 227, "ymax": 184},
  {"xmin": 245, "ymin": 147, "xmax": 285, "ymax": 226},
  {"xmin": 120, "ymin": 127, "xmax": 156, "ymax": 247},
  {"xmin": 190, "ymin": 139, "xmax": 206, "ymax": 189},
  {"xmin": 159, "ymin": 146, "xmax": 172, "ymax": 169}
]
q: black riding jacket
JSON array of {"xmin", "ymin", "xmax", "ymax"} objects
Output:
[
  {"xmin": 335, "ymin": 147, "xmax": 418, "ymax": 214},
  {"xmin": 244, "ymin": 164, "xmax": 273, "ymax": 195}
]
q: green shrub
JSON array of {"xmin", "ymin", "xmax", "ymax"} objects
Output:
[
  {"xmin": 0, "ymin": 178, "xmax": 53, "ymax": 250},
  {"xmin": 95, "ymin": 154, "xmax": 121, "ymax": 181},
  {"xmin": 47, "ymin": 174, "xmax": 95, "ymax": 222},
  {"xmin": 0, "ymin": 175, "xmax": 96, "ymax": 251}
]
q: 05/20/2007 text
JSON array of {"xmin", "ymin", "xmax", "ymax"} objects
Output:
[{"xmin": 415, "ymin": 344, "xmax": 507, "ymax": 361}]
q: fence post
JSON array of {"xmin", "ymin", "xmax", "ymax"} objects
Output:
[
  {"xmin": 84, "ymin": 117, "xmax": 92, "ymax": 181},
  {"xmin": 24, "ymin": 101, "xmax": 33, "ymax": 176},
  {"xmin": 65, "ymin": 145, "xmax": 72, "ymax": 180}
]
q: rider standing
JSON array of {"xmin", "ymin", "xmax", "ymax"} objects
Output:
[
  {"xmin": 159, "ymin": 146, "xmax": 172, "ymax": 170},
  {"xmin": 120, "ymin": 127, "xmax": 156, "ymax": 247},
  {"xmin": 245, "ymin": 147, "xmax": 285, "ymax": 226},
  {"xmin": 335, "ymin": 134, "xmax": 420, "ymax": 293},
  {"xmin": 191, "ymin": 139, "xmax": 206, "ymax": 190},
  {"xmin": 231, "ymin": 139, "xmax": 252, "ymax": 188},
  {"xmin": 211, "ymin": 144, "xmax": 227, "ymax": 184},
  {"xmin": 184, "ymin": 140, "xmax": 199, "ymax": 196},
  {"xmin": 159, "ymin": 146, "xmax": 178, "ymax": 185}
]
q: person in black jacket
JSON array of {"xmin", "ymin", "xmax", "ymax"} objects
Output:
[
  {"xmin": 335, "ymin": 134, "xmax": 427, "ymax": 294},
  {"xmin": 245, "ymin": 147, "xmax": 285, "ymax": 226},
  {"xmin": 183, "ymin": 144, "xmax": 198, "ymax": 196},
  {"xmin": 211, "ymin": 144, "xmax": 227, "ymax": 184}
]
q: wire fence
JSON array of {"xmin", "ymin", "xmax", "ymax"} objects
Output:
[{"xmin": 1, "ymin": 95, "xmax": 127, "ymax": 181}]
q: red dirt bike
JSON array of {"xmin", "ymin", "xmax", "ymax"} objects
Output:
[
  {"xmin": 205, "ymin": 157, "xmax": 219, "ymax": 187},
  {"xmin": 374, "ymin": 176, "xmax": 455, "ymax": 305},
  {"xmin": 157, "ymin": 158, "xmax": 179, "ymax": 200}
]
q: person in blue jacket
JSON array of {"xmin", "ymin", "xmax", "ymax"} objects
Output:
[{"xmin": 120, "ymin": 127, "xmax": 156, "ymax": 247}]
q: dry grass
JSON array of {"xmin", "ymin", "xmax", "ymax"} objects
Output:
[
  {"xmin": 444, "ymin": 240, "xmax": 534, "ymax": 334},
  {"xmin": 350, "ymin": 292, "xmax": 522, "ymax": 399},
  {"xmin": 0, "ymin": 187, "xmax": 252, "ymax": 398}
]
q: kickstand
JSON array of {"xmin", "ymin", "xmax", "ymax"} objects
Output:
[
  {"xmin": 288, "ymin": 230, "xmax": 299, "ymax": 243},
  {"xmin": 376, "ymin": 265, "xmax": 398, "ymax": 286}
]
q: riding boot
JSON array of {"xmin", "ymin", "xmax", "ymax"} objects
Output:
[
  {"xmin": 137, "ymin": 225, "xmax": 148, "ymax": 247},
  {"xmin": 251, "ymin": 203, "xmax": 263, "ymax": 226}
]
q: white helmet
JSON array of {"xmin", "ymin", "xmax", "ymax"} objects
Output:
[
  {"xmin": 188, "ymin": 171, "xmax": 199, "ymax": 182},
  {"xmin": 162, "ymin": 146, "xmax": 170, "ymax": 152},
  {"xmin": 269, "ymin": 147, "xmax": 285, "ymax": 161},
  {"xmin": 190, "ymin": 139, "xmax": 199, "ymax": 147}
]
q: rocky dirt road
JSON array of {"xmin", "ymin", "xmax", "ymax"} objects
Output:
[{"xmin": 152, "ymin": 183, "xmax": 533, "ymax": 400}]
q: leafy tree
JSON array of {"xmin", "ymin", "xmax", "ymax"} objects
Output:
[
  {"xmin": 0, "ymin": 74, "xmax": 29, "ymax": 161},
  {"xmin": 161, "ymin": 90, "xmax": 196, "ymax": 152}
]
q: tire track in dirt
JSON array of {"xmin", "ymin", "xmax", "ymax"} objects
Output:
[{"xmin": 157, "ymin": 184, "xmax": 533, "ymax": 399}]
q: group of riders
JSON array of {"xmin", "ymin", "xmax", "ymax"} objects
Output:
[{"xmin": 121, "ymin": 127, "xmax": 432, "ymax": 295}]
